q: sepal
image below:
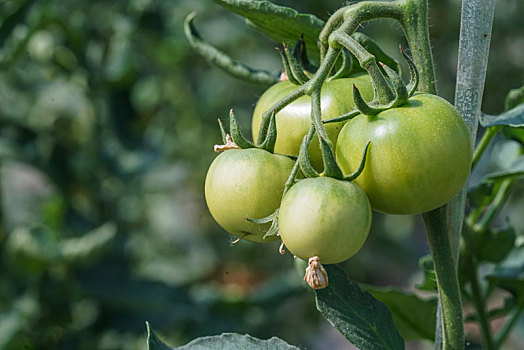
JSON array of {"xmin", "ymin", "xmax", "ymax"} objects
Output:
[
  {"xmin": 229, "ymin": 109, "xmax": 256, "ymax": 149},
  {"xmin": 320, "ymin": 138, "xmax": 343, "ymax": 179},
  {"xmin": 344, "ymin": 141, "xmax": 372, "ymax": 182}
]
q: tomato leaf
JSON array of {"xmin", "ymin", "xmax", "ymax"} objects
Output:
[
  {"xmin": 315, "ymin": 264, "xmax": 405, "ymax": 350},
  {"xmin": 480, "ymin": 104, "xmax": 524, "ymax": 128},
  {"xmin": 486, "ymin": 245, "xmax": 524, "ymax": 304},
  {"xmin": 362, "ymin": 285, "xmax": 437, "ymax": 341},
  {"xmin": 147, "ymin": 321, "xmax": 301, "ymax": 350},
  {"xmin": 147, "ymin": 322, "xmax": 173, "ymax": 350},
  {"xmin": 212, "ymin": 0, "xmax": 324, "ymax": 63},
  {"xmin": 474, "ymin": 226, "xmax": 516, "ymax": 263}
]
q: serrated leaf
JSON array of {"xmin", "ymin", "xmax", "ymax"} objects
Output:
[
  {"xmin": 486, "ymin": 245, "xmax": 524, "ymax": 303},
  {"xmin": 363, "ymin": 285, "xmax": 437, "ymax": 341},
  {"xmin": 315, "ymin": 264, "xmax": 405, "ymax": 350},
  {"xmin": 213, "ymin": 0, "xmax": 323, "ymax": 63},
  {"xmin": 480, "ymin": 104, "xmax": 524, "ymax": 128},
  {"xmin": 146, "ymin": 322, "xmax": 173, "ymax": 350},
  {"xmin": 475, "ymin": 226, "xmax": 516, "ymax": 263},
  {"xmin": 174, "ymin": 333, "xmax": 300, "ymax": 350}
]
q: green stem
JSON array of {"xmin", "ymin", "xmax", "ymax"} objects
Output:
[
  {"xmin": 398, "ymin": 0, "xmax": 436, "ymax": 95},
  {"xmin": 471, "ymin": 126, "xmax": 501, "ymax": 170},
  {"xmin": 473, "ymin": 179, "xmax": 514, "ymax": 232},
  {"xmin": 330, "ymin": 32, "xmax": 395, "ymax": 104},
  {"xmin": 423, "ymin": 207, "xmax": 465, "ymax": 350},
  {"xmin": 310, "ymin": 89, "xmax": 329, "ymax": 144},
  {"xmin": 304, "ymin": 46, "xmax": 340, "ymax": 94},
  {"xmin": 257, "ymin": 87, "xmax": 305, "ymax": 144},
  {"xmin": 494, "ymin": 305, "xmax": 524, "ymax": 349},
  {"xmin": 319, "ymin": 7, "xmax": 347, "ymax": 61}
]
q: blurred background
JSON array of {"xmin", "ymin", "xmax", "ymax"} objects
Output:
[{"xmin": 0, "ymin": 0, "xmax": 523, "ymax": 349}]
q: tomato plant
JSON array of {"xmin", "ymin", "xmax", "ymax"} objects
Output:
[
  {"xmin": 171, "ymin": 0, "xmax": 524, "ymax": 349},
  {"xmin": 252, "ymin": 74, "xmax": 373, "ymax": 169},
  {"xmin": 204, "ymin": 148, "xmax": 293, "ymax": 243},
  {"xmin": 336, "ymin": 93, "xmax": 472, "ymax": 215},
  {"xmin": 279, "ymin": 177, "xmax": 371, "ymax": 264}
]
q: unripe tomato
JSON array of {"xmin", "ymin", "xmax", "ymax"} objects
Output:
[
  {"xmin": 205, "ymin": 148, "xmax": 294, "ymax": 243},
  {"xmin": 336, "ymin": 93, "xmax": 472, "ymax": 215},
  {"xmin": 252, "ymin": 75, "xmax": 373, "ymax": 170},
  {"xmin": 279, "ymin": 177, "xmax": 371, "ymax": 264}
]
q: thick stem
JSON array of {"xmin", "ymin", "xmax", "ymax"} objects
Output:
[
  {"xmin": 398, "ymin": 0, "xmax": 436, "ymax": 94},
  {"xmin": 423, "ymin": 207, "xmax": 465, "ymax": 350},
  {"xmin": 449, "ymin": 0, "xmax": 497, "ymax": 266},
  {"xmin": 451, "ymin": 0, "xmax": 497, "ymax": 254},
  {"xmin": 319, "ymin": 7, "xmax": 347, "ymax": 61},
  {"xmin": 319, "ymin": 1, "xmax": 402, "ymax": 56}
]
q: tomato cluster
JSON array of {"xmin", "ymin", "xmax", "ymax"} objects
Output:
[{"xmin": 204, "ymin": 71, "xmax": 471, "ymax": 267}]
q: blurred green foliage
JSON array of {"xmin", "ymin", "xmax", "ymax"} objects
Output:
[{"xmin": 0, "ymin": 0, "xmax": 523, "ymax": 349}]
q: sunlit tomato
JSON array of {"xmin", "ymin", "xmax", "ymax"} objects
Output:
[
  {"xmin": 252, "ymin": 75, "xmax": 373, "ymax": 170},
  {"xmin": 336, "ymin": 93, "xmax": 472, "ymax": 215},
  {"xmin": 279, "ymin": 177, "xmax": 371, "ymax": 264},
  {"xmin": 204, "ymin": 148, "xmax": 294, "ymax": 243}
]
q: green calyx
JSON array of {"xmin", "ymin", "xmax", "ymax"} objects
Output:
[
  {"xmin": 352, "ymin": 47, "xmax": 419, "ymax": 116},
  {"xmin": 245, "ymin": 209, "xmax": 280, "ymax": 240},
  {"xmin": 220, "ymin": 109, "xmax": 278, "ymax": 153},
  {"xmin": 277, "ymin": 39, "xmax": 314, "ymax": 85},
  {"xmin": 297, "ymin": 127, "xmax": 370, "ymax": 183}
]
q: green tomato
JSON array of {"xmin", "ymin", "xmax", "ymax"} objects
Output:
[
  {"xmin": 252, "ymin": 74, "xmax": 373, "ymax": 170},
  {"xmin": 336, "ymin": 93, "xmax": 472, "ymax": 215},
  {"xmin": 204, "ymin": 148, "xmax": 294, "ymax": 243},
  {"xmin": 279, "ymin": 177, "xmax": 371, "ymax": 264}
]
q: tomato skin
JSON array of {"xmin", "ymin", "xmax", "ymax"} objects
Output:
[
  {"xmin": 204, "ymin": 148, "xmax": 294, "ymax": 243},
  {"xmin": 279, "ymin": 177, "xmax": 371, "ymax": 264},
  {"xmin": 336, "ymin": 93, "xmax": 472, "ymax": 215},
  {"xmin": 252, "ymin": 75, "xmax": 373, "ymax": 170}
]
